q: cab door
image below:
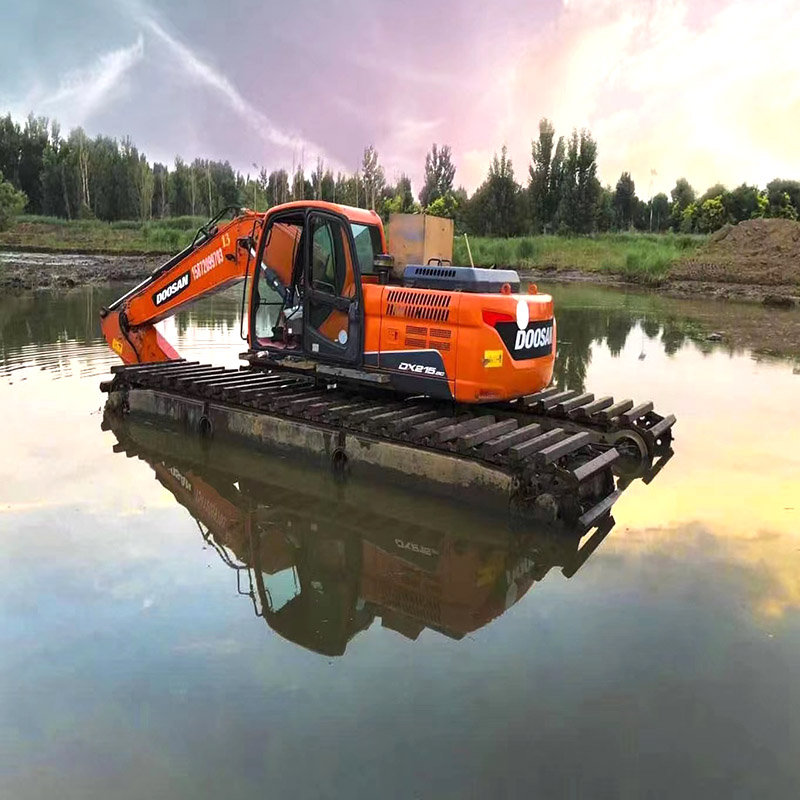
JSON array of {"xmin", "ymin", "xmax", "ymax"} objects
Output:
[{"xmin": 303, "ymin": 211, "xmax": 362, "ymax": 364}]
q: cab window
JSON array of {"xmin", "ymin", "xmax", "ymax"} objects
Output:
[
  {"xmin": 351, "ymin": 223, "xmax": 382, "ymax": 274},
  {"xmin": 311, "ymin": 219, "xmax": 339, "ymax": 293}
]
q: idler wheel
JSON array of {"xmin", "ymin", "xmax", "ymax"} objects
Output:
[{"xmin": 608, "ymin": 429, "xmax": 648, "ymax": 479}]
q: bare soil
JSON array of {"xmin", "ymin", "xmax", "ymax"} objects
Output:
[
  {"xmin": 672, "ymin": 218, "xmax": 800, "ymax": 286},
  {"xmin": 0, "ymin": 251, "xmax": 158, "ymax": 291},
  {"xmin": 4, "ymin": 219, "xmax": 800, "ymax": 311}
]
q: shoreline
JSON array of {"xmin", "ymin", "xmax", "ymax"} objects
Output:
[
  {"xmin": 1, "ymin": 248, "xmax": 799, "ymax": 308},
  {"xmin": 521, "ymin": 267, "xmax": 799, "ymax": 307},
  {"xmin": 0, "ymin": 250, "xmax": 165, "ymax": 291}
]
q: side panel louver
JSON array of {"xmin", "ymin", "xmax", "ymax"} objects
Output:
[{"xmin": 386, "ymin": 289, "xmax": 452, "ymax": 323}]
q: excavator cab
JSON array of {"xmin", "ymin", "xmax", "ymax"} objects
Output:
[{"xmin": 250, "ymin": 206, "xmax": 365, "ymax": 365}]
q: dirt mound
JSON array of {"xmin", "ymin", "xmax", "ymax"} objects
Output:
[{"xmin": 674, "ymin": 218, "xmax": 800, "ymax": 286}]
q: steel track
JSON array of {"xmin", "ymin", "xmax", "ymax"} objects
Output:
[{"xmin": 101, "ymin": 359, "xmax": 676, "ymax": 531}]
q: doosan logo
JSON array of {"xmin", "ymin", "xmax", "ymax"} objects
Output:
[
  {"xmin": 514, "ymin": 325, "xmax": 553, "ymax": 351},
  {"xmin": 492, "ymin": 310, "xmax": 554, "ymax": 361},
  {"xmin": 153, "ymin": 272, "xmax": 191, "ymax": 307}
]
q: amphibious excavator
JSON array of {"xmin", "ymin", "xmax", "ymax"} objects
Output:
[{"xmin": 100, "ymin": 201, "xmax": 675, "ymax": 526}]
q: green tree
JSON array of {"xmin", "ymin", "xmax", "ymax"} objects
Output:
[
  {"xmin": 766, "ymin": 179, "xmax": 800, "ymax": 218},
  {"xmin": 419, "ymin": 143, "xmax": 456, "ymax": 208},
  {"xmin": 320, "ymin": 169, "xmax": 335, "ymax": 202},
  {"xmin": 548, "ymin": 136, "xmax": 566, "ymax": 226},
  {"xmin": 267, "ymin": 169, "xmax": 290, "ymax": 207},
  {"xmin": 528, "ymin": 118, "xmax": 556, "ymax": 232},
  {"xmin": 574, "ymin": 129, "xmax": 600, "ymax": 233},
  {"xmin": 425, "ymin": 192, "xmax": 458, "ymax": 219},
  {"xmin": 361, "ymin": 146, "xmax": 385, "ymax": 210},
  {"xmin": 333, "ymin": 172, "xmax": 363, "ymax": 206},
  {"xmin": 133, "ymin": 154, "xmax": 155, "ymax": 221},
  {"xmin": 614, "ymin": 171, "xmax": 636, "ymax": 229},
  {"xmin": 291, "ymin": 165, "xmax": 312, "ymax": 202},
  {"xmin": 649, "ymin": 192, "xmax": 671, "ymax": 231},
  {"xmin": 0, "ymin": 114, "xmax": 22, "ymax": 188},
  {"xmin": 698, "ymin": 183, "xmax": 727, "ymax": 204},
  {"xmin": 697, "ymin": 196, "xmax": 729, "ymax": 232},
  {"xmin": 670, "ymin": 177, "xmax": 696, "ymax": 209},
  {"xmin": 169, "ymin": 157, "xmax": 192, "ymax": 215},
  {"xmin": 382, "ymin": 174, "xmax": 418, "ymax": 218},
  {"xmin": 394, "ymin": 174, "xmax": 415, "ymax": 211},
  {"xmin": 632, "ymin": 196, "xmax": 650, "ymax": 231},
  {"xmin": 725, "ymin": 184, "xmax": 759, "ymax": 222},
  {"xmin": 554, "ymin": 131, "xmax": 579, "ymax": 232},
  {"xmin": 774, "ymin": 191, "xmax": 798, "ymax": 220},
  {"xmin": 211, "ymin": 160, "xmax": 241, "ymax": 208},
  {"xmin": 18, "ymin": 115, "xmax": 49, "ymax": 213},
  {"xmin": 679, "ymin": 202, "xmax": 698, "ymax": 233},
  {"xmin": 0, "ymin": 169, "xmax": 27, "ymax": 230},
  {"xmin": 596, "ymin": 185, "xmax": 615, "ymax": 232},
  {"xmin": 670, "ymin": 177, "xmax": 696, "ymax": 229},
  {"xmin": 553, "ymin": 130, "xmax": 599, "ymax": 234},
  {"xmin": 152, "ymin": 163, "xmax": 169, "ymax": 218},
  {"xmin": 310, "ymin": 158, "xmax": 324, "ymax": 200},
  {"xmin": 41, "ymin": 121, "xmax": 73, "ymax": 218},
  {"xmin": 467, "ymin": 146, "xmax": 521, "ymax": 237}
]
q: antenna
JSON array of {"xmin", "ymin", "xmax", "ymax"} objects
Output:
[{"xmin": 464, "ymin": 233, "xmax": 475, "ymax": 267}]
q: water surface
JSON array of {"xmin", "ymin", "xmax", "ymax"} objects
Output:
[{"xmin": 1, "ymin": 282, "xmax": 799, "ymax": 799}]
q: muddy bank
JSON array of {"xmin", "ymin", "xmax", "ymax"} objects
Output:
[
  {"xmin": 3, "ymin": 249, "xmax": 798, "ymax": 311},
  {"xmin": 522, "ymin": 267, "xmax": 799, "ymax": 307},
  {"xmin": 0, "ymin": 250, "xmax": 159, "ymax": 291}
]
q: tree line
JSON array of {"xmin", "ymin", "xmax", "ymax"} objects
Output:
[{"xmin": 1, "ymin": 112, "xmax": 799, "ymax": 236}]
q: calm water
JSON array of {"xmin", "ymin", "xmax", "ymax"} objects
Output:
[{"xmin": 1, "ymin": 281, "xmax": 799, "ymax": 799}]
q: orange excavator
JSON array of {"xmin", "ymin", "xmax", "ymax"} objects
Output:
[
  {"xmin": 100, "ymin": 202, "xmax": 675, "ymax": 526},
  {"xmin": 101, "ymin": 201, "xmax": 555, "ymax": 403}
]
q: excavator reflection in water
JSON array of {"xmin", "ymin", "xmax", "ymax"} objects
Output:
[{"xmin": 106, "ymin": 414, "xmax": 649, "ymax": 656}]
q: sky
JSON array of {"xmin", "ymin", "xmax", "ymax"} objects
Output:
[{"xmin": 1, "ymin": 0, "xmax": 799, "ymax": 197}]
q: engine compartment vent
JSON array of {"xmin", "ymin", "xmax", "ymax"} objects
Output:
[
  {"xmin": 402, "ymin": 324, "xmax": 454, "ymax": 351},
  {"xmin": 403, "ymin": 265, "xmax": 521, "ymax": 293},
  {"xmin": 386, "ymin": 289, "xmax": 451, "ymax": 322}
]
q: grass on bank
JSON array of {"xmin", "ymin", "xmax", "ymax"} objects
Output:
[
  {"xmin": 1, "ymin": 215, "xmax": 708, "ymax": 283},
  {"xmin": 454, "ymin": 232, "xmax": 706, "ymax": 283},
  {"xmin": 0, "ymin": 215, "xmax": 206, "ymax": 254}
]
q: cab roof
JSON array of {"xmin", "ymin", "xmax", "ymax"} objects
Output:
[{"xmin": 266, "ymin": 200, "xmax": 382, "ymax": 227}]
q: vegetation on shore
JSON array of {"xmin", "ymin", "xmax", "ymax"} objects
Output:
[
  {"xmin": 0, "ymin": 169, "xmax": 27, "ymax": 231},
  {"xmin": 0, "ymin": 214, "xmax": 706, "ymax": 285},
  {"xmin": 0, "ymin": 112, "xmax": 795, "ymax": 288},
  {"xmin": 2, "ymin": 113, "xmax": 798, "ymax": 243},
  {"xmin": 0, "ymin": 214, "xmax": 201, "ymax": 254},
  {"xmin": 454, "ymin": 232, "xmax": 705, "ymax": 283}
]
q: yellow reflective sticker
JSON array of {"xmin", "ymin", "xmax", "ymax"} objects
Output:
[
  {"xmin": 112, "ymin": 338, "xmax": 124, "ymax": 355},
  {"xmin": 483, "ymin": 349, "xmax": 503, "ymax": 368}
]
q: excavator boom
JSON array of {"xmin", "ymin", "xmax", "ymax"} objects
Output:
[{"xmin": 100, "ymin": 207, "xmax": 265, "ymax": 364}]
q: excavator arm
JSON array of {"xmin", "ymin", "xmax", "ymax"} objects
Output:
[{"xmin": 100, "ymin": 207, "xmax": 266, "ymax": 364}]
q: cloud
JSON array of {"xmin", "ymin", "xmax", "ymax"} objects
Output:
[
  {"xmin": 486, "ymin": 0, "xmax": 800, "ymax": 195},
  {"xmin": 377, "ymin": 115, "xmax": 444, "ymax": 179},
  {"xmin": 135, "ymin": 10, "xmax": 343, "ymax": 171},
  {"xmin": 7, "ymin": 35, "xmax": 144, "ymax": 126}
]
